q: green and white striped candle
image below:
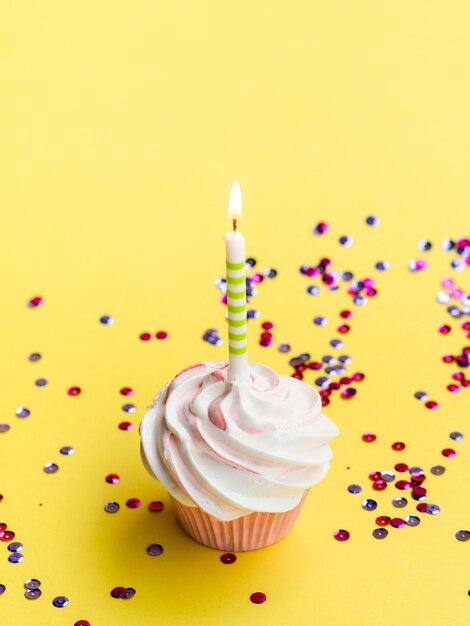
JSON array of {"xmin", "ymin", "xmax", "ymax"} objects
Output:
[{"xmin": 224, "ymin": 181, "xmax": 250, "ymax": 382}]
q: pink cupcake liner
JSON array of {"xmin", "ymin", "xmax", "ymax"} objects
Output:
[{"xmin": 170, "ymin": 491, "xmax": 308, "ymax": 551}]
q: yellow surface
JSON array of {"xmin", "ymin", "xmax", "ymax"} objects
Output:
[{"xmin": 0, "ymin": 1, "xmax": 469, "ymax": 624}]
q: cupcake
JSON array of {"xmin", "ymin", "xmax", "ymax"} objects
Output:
[{"xmin": 140, "ymin": 360, "xmax": 339, "ymax": 551}]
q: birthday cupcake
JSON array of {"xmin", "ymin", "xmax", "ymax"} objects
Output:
[{"xmin": 140, "ymin": 360, "xmax": 339, "ymax": 551}]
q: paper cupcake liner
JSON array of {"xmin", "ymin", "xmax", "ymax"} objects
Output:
[{"xmin": 170, "ymin": 491, "xmax": 308, "ymax": 551}]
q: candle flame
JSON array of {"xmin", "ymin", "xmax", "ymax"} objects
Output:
[{"xmin": 228, "ymin": 180, "xmax": 242, "ymax": 222}]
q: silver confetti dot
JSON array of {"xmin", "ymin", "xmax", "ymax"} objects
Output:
[
  {"xmin": 362, "ymin": 499, "xmax": 378, "ymax": 511},
  {"xmin": 25, "ymin": 588, "xmax": 42, "ymax": 600},
  {"xmin": 0, "ymin": 423, "xmax": 10, "ymax": 433},
  {"xmin": 372, "ymin": 528, "xmax": 388, "ymax": 539},
  {"xmin": 43, "ymin": 462, "xmax": 58, "ymax": 474},
  {"xmin": 8, "ymin": 553, "xmax": 23, "ymax": 563},
  {"xmin": 339, "ymin": 355, "xmax": 351, "ymax": 364},
  {"xmin": 52, "ymin": 595, "xmax": 69, "ymax": 608},
  {"xmin": 449, "ymin": 431, "xmax": 463, "ymax": 441},
  {"xmin": 408, "ymin": 467, "xmax": 424, "ymax": 475},
  {"xmin": 25, "ymin": 578, "xmax": 41, "ymax": 589},
  {"xmin": 455, "ymin": 530, "xmax": 470, "ymax": 541},
  {"xmin": 104, "ymin": 501, "xmax": 120, "ymax": 513},
  {"xmin": 381, "ymin": 470, "xmax": 395, "ymax": 482},
  {"xmin": 392, "ymin": 497, "xmax": 408, "ymax": 508},
  {"xmin": 330, "ymin": 339, "xmax": 343, "ymax": 349},
  {"xmin": 28, "ymin": 353, "xmax": 42, "ymax": 362},
  {"xmin": 315, "ymin": 376, "xmax": 330, "ymax": 387},
  {"xmin": 426, "ymin": 503, "xmax": 440, "ymax": 515},
  {"xmin": 347, "ymin": 484, "xmax": 362, "ymax": 494},
  {"xmin": 322, "ymin": 355, "xmax": 336, "ymax": 365},
  {"xmin": 436, "ymin": 291, "xmax": 451, "ymax": 304},
  {"xmin": 122, "ymin": 403, "xmax": 136, "ymax": 413},
  {"xmin": 431, "ymin": 465, "xmax": 446, "ymax": 475},
  {"xmin": 59, "ymin": 446, "xmax": 75, "ymax": 455},
  {"xmin": 414, "ymin": 391, "xmax": 428, "ymax": 401},
  {"xmin": 7, "ymin": 542, "xmax": 23, "ymax": 553},
  {"xmin": 124, "ymin": 587, "xmax": 136, "ymax": 599},
  {"xmin": 313, "ymin": 316, "xmax": 327, "ymax": 326},
  {"xmin": 405, "ymin": 515, "xmax": 421, "ymax": 527}
]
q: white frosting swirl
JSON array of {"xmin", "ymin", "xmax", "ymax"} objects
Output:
[{"xmin": 140, "ymin": 361, "xmax": 339, "ymax": 521}]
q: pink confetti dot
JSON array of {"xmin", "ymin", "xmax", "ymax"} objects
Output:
[
  {"xmin": 120, "ymin": 387, "xmax": 134, "ymax": 396},
  {"xmin": 28, "ymin": 296, "xmax": 44, "ymax": 307},
  {"xmin": 155, "ymin": 331, "xmax": 168, "ymax": 340},
  {"xmin": 438, "ymin": 324, "xmax": 451, "ymax": 334},
  {"xmin": 148, "ymin": 501, "xmax": 164, "ymax": 512},
  {"xmin": 67, "ymin": 386, "xmax": 81, "ymax": 396},
  {"xmin": 139, "ymin": 332, "xmax": 152, "ymax": 341},
  {"xmin": 425, "ymin": 400, "xmax": 439, "ymax": 409},
  {"xmin": 126, "ymin": 498, "xmax": 141, "ymax": 509},
  {"xmin": 334, "ymin": 529, "xmax": 350, "ymax": 541},
  {"xmin": 261, "ymin": 321, "xmax": 273, "ymax": 330},
  {"xmin": 118, "ymin": 421, "xmax": 133, "ymax": 431},
  {"xmin": 362, "ymin": 433, "xmax": 376, "ymax": 442},
  {"xmin": 447, "ymin": 384, "xmax": 460, "ymax": 393},
  {"xmin": 105, "ymin": 474, "xmax": 120, "ymax": 484},
  {"xmin": 442, "ymin": 448, "xmax": 456, "ymax": 458}
]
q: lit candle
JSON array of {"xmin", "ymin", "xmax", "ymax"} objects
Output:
[{"xmin": 224, "ymin": 180, "xmax": 250, "ymax": 382}]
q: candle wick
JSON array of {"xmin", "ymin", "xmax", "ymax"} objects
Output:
[{"xmin": 232, "ymin": 218, "xmax": 237, "ymax": 232}]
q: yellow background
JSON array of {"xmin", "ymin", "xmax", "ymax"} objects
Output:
[{"xmin": 0, "ymin": 1, "xmax": 469, "ymax": 624}]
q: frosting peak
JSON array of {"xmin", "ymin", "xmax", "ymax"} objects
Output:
[{"xmin": 140, "ymin": 361, "xmax": 339, "ymax": 521}]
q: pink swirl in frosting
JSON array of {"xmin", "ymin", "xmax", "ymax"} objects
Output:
[{"xmin": 140, "ymin": 361, "xmax": 339, "ymax": 521}]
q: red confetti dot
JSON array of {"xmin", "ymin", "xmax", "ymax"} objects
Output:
[
  {"xmin": 28, "ymin": 296, "xmax": 44, "ymax": 307},
  {"xmin": 362, "ymin": 433, "xmax": 377, "ymax": 442},
  {"xmin": 341, "ymin": 387, "xmax": 357, "ymax": 399},
  {"xmin": 75, "ymin": 621, "xmax": 91, "ymax": 626},
  {"xmin": 110, "ymin": 587, "xmax": 127, "ymax": 598},
  {"xmin": 372, "ymin": 479, "xmax": 387, "ymax": 491},
  {"xmin": 148, "ymin": 501, "xmax": 164, "ymax": 512},
  {"xmin": 67, "ymin": 386, "xmax": 81, "ymax": 396},
  {"xmin": 447, "ymin": 384, "xmax": 460, "ymax": 393},
  {"xmin": 334, "ymin": 529, "xmax": 350, "ymax": 541},
  {"xmin": 442, "ymin": 353, "xmax": 454, "ymax": 363},
  {"xmin": 340, "ymin": 377, "xmax": 352, "ymax": 385},
  {"xmin": 261, "ymin": 321, "xmax": 273, "ymax": 330},
  {"xmin": 416, "ymin": 503, "xmax": 428, "ymax": 512},
  {"xmin": 321, "ymin": 397, "xmax": 330, "ymax": 406},
  {"xmin": 352, "ymin": 372, "xmax": 365, "ymax": 381},
  {"xmin": 105, "ymin": 474, "xmax": 120, "ymax": 484},
  {"xmin": 395, "ymin": 463, "xmax": 409, "ymax": 472},
  {"xmin": 412, "ymin": 486, "xmax": 427, "ymax": 498},
  {"xmin": 308, "ymin": 361, "xmax": 322, "ymax": 370},
  {"xmin": 438, "ymin": 324, "xmax": 451, "ymax": 334},
  {"xmin": 340, "ymin": 310, "xmax": 352, "ymax": 319},
  {"xmin": 376, "ymin": 516, "xmax": 391, "ymax": 526},
  {"xmin": 392, "ymin": 441, "xmax": 406, "ymax": 451},
  {"xmin": 220, "ymin": 553, "xmax": 237, "ymax": 564},
  {"xmin": 369, "ymin": 471, "xmax": 381, "ymax": 480},
  {"xmin": 0, "ymin": 523, "xmax": 6, "ymax": 531},
  {"xmin": 250, "ymin": 592, "xmax": 267, "ymax": 604},
  {"xmin": 140, "ymin": 332, "xmax": 152, "ymax": 341},
  {"xmin": 442, "ymin": 448, "xmax": 456, "ymax": 458},
  {"xmin": 120, "ymin": 387, "xmax": 134, "ymax": 396},
  {"xmin": 337, "ymin": 324, "xmax": 350, "ymax": 334},
  {"xmin": 155, "ymin": 331, "xmax": 168, "ymax": 340},
  {"xmin": 395, "ymin": 480, "xmax": 411, "ymax": 490},
  {"xmin": 126, "ymin": 498, "xmax": 141, "ymax": 509},
  {"xmin": 390, "ymin": 518, "xmax": 405, "ymax": 529},
  {"xmin": 425, "ymin": 400, "xmax": 439, "ymax": 409},
  {"xmin": 118, "ymin": 421, "xmax": 133, "ymax": 431},
  {"xmin": 0, "ymin": 530, "xmax": 15, "ymax": 542}
]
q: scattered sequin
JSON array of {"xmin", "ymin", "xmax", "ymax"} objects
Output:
[
  {"xmin": 455, "ymin": 530, "xmax": 470, "ymax": 541},
  {"xmin": 110, "ymin": 587, "xmax": 127, "ymax": 598},
  {"xmin": 332, "ymin": 528, "xmax": 351, "ymax": 544},
  {"xmin": 7, "ymin": 542, "xmax": 23, "ymax": 552},
  {"xmin": 381, "ymin": 471, "xmax": 395, "ymax": 482},
  {"xmin": 25, "ymin": 588, "xmax": 42, "ymax": 599},
  {"xmin": 28, "ymin": 352, "xmax": 42, "ymax": 362},
  {"xmin": 35, "ymin": 378, "xmax": 48, "ymax": 387},
  {"xmin": 100, "ymin": 315, "xmax": 114, "ymax": 325},
  {"xmin": 418, "ymin": 239, "xmax": 432, "ymax": 252},
  {"xmin": 52, "ymin": 596, "xmax": 69, "ymax": 608},
  {"xmin": 425, "ymin": 400, "xmax": 439, "ymax": 410},
  {"xmin": 16, "ymin": 407, "xmax": 30, "ymax": 418},
  {"xmin": 362, "ymin": 499, "xmax": 378, "ymax": 511},
  {"xmin": 8, "ymin": 553, "xmax": 23, "ymax": 563},
  {"xmin": 277, "ymin": 343, "xmax": 291, "ymax": 353},
  {"xmin": 220, "ymin": 553, "xmax": 237, "ymax": 564},
  {"xmin": 148, "ymin": 501, "xmax": 164, "ymax": 512},
  {"xmin": 392, "ymin": 442, "xmax": 406, "ymax": 451},
  {"xmin": 431, "ymin": 465, "xmax": 446, "ymax": 475},
  {"xmin": 156, "ymin": 331, "xmax": 168, "ymax": 340},
  {"xmin": 414, "ymin": 391, "xmax": 428, "ymax": 400},
  {"xmin": 0, "ymin": 531, "xmax": 15, "ymax": 542},
  {"xmin": 372, "ymin": 528, "xmax": 388, "ymax": 539},
  {"xmin": 105, "ymin": 474, "xmax": 120, "ymax": 484},
  {"xmin": 25, "ymin": 579, "xmax": 41, "ymax": 589},
  {"xmin": 104, "ymin": 501, "xmax": 120, "ymax": 513},
  {"xmin": 250, "ymin": 592, "xmax": 267, "ymax": 604},
  {"xmin": 366, "ymin": 215, "xmax": 379, "ymax": 226},
  {"xmin": 313, "ymin": 316, "xmax": 327, "ymax": 326},
  {"xmin": 118, "ymin": 421, "xmax": 133, "ymax": 431},
  {"xmin": 395, "ymin": 463, "xmax": 409, "ymax": 473},
  {"xmin": 390, "ymin": 518, "xmax": 405, "ymax": 529},
  {"xmin": 442, "ymin": 448, "xmax": 456, "ymax": 458},
  {"xmin": 43, "ymin": 462, "xmax": 58, "ymax": 474},
  {"xmin": 426, "ymin": 503, "xmax": 441, "ymax": 515},
  {"xmin": 348, "ymin": 484, "xmax": 362, "ymax": 494},
  {"xmin": 362, "ymin": 433, "xmax": 376, "ymax": 442},
  {"xmin": 0, "ymin": 424, "xmax": 10, "ymax": 433},
  {"xmin": 339, "ymin": 235, "xmax": 353, "ymax": 247},
  {"xmin": 376, "ymin": 516, "xmax": 391, "ymax": 526},
  {"xmin": 313, "ymin": 222, "xmax": 328, "ymax": 235},
  {"xmin": 0, "ymin": 585, "xmax": 5, "ymax": 595},
  {"xmin": 60, "ymin": 446, "xmax": 74, "ymax": 455},
  {"xmin": 122, "ymin": 403, "xmax": 136, "ymax": 413},
  {"xmin": 124, "ymin": 588, "xmax": 136, "ymax": 599},
  {"xmin": 75, "ymin": 621, "xmax": 91, "ymax": 626},
  {"xmin": 67, "ymin": 386, "xmax": 81, "ymax": 396},
  {"xmin": 392, "ymin": 497, "xmax": 408, "ymax": 508},
  {"xmin": 139, "ymin": 332, "xmax": 152, "ymax": 341},
  {"xmin": 405, "ymin": 515, "xmax": 421, "ymax": 527},
  {"xmin": 450, "ymin": 431, "xmax": 463, "ymax": 441},
  {"xmin": 28, "ymin": 296, "xmax": 44, "ymax": 307},
  {"xmin": 126, "ymin": 498, "xmax": 141, "ymax": 509},
  {"xmin": 147, "ymin": 544, "xmax": 163, "ymax": 556}
]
